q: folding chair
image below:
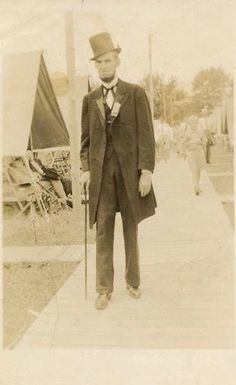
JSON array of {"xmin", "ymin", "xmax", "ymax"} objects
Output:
[{"xmin": 3, "ymin": 167, "xmax": 46, "ymax": 216}]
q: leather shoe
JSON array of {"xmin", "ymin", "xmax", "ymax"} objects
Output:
[
  {"xmin": 95, "ymin": 293, "xmax": 112, "ymax": 310},
  {"xmin": 127, "ymin": 284, "xmax": 142, "ymax": 299}
]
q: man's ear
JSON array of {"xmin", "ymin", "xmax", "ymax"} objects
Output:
[{"xmin": 113, "ymin": 52, "xmax": 120, "ymax": 67}]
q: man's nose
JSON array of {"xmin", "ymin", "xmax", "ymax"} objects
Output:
[{"xmin": 100, "ymin": 63, "xmax": 107, "ymax": 70}]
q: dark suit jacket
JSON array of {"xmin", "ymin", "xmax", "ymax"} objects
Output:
[{"xmin": 80, "ymin": 78, "xmax": 157, "ymax": 227}]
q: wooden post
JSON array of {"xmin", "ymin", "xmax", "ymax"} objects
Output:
[
  {"xmin": 65, "ymin": 11, "xmax": 81, "ymax": 213},
  {"xmin": 148, "ymin": 34, "xmax": 154, "ymax": 120}
]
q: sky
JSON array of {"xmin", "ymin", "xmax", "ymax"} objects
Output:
[{"xmin": 1, "ymin": 0, "xmax": 235, "ymax": 86}]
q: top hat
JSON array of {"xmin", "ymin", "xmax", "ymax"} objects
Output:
[{"xmin": 89, "ymin": 32, "xmax": 121, "ymax": 60}]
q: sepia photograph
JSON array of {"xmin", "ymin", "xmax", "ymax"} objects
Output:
[{"xmin": 1, "ymin": 0, "xmax": 235, "ymax": 363}]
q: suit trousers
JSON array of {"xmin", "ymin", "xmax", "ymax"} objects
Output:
[{"xmin": 96, "ymin": 151, "xmax": 140, "ymax": 294}]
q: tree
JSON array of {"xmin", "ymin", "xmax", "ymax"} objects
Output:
[
  {"xmin": 140, "ymin": 74, "xmax": 190, "ymax": 124},
  {"xmin": 191, "ymin": 67, "xmax": 232, "ymax": 114}
]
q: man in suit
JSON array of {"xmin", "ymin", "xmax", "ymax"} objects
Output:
[{"xmin": 80, "ymin": 32, "xmax": 156, "ymax": 310}]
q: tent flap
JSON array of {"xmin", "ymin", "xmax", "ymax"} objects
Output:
[
  {"xmin": 30, "ymin": 55, "xmax": 69, "ymax": 150},
  {"xmin": 3, "ymin": 51, "xmax": 41, "ymax": 156},
  {"xmin": 3, "ymin": 51, "xmax": 70, "ymax": 156}
]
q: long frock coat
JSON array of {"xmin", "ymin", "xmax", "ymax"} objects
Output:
[{"xmin": 80, "ymin": 79, "xmax": 157, "ymax": 228}]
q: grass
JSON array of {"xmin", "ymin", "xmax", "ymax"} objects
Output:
[
  {"xmin": 3, "ymin": 261, "xmax": 79, "ymax": 349},
  {"xmin": 207, "ymin": 163, "xmax": 234, "ymax": 174},
  {"xmin": 209, "ymin": 175, "xmax": 234, "ymax": 195},
  {"xmin": 2, "ymin": 204, "xmax": 96, "ymax": 348},
  {"xmin": 206, "ymin": 145, "xmax": 234, "ymax": 228},
  {"xmin": 3, "ymin": 206, "xmax": 95, "ymax": 246},
  {"xmin": 222, "ymin": 202, "xmax": 234, "ymax": 227}
]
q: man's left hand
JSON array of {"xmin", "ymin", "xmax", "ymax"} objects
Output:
[{"xmin": 139, "ymin": 172, "xmax": 152, "ymax": 197}]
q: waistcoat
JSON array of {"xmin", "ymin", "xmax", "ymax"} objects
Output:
[{"xmin": 104, "ymin": 100, "xmax": 114, "ymax": 159}]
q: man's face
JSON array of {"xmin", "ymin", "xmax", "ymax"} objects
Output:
[{"xmin": 95, "ymin": 51, "xmax": 119, "ymax": 82}]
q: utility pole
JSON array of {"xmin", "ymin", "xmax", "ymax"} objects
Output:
[
  {"xmin": 148, "ymin": 33, "xmax": 154, "ymax": 120},
  {"xmin": 65, "ymin": 11, "xmax": 81, "ymax": 213},
  {"xmin": 170, "ymin": 93, "xmax": 173, "ymax": 126},
  {"xmin": 162, "ymin": 75, "xmax": 167, "ymax": 121}
]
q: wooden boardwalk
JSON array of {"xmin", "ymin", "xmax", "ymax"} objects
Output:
[{"xmin": 14, "ymin": 157, "xmax": 234, "ymax": 349}]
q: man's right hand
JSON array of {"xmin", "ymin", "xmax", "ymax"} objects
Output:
[{"xmin": 80, "ymin": 171, "xmax": 90, "ymax": 192}]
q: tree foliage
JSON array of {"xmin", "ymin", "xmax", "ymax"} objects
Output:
[
  {"xmin": 140, "ymin": 74, "xmax": 190, "ymax": 124},
  {"xmin": 191, "ymin": 67, "xmax": 232, "ymax": 114},
  {"xmin": 141, "ymin": 66, "xmax": 232, "ymax": 123}
]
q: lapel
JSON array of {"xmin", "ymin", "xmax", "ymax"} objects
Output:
[
  {"xmin": 94, "ymin": 86, "xmax": 105, "ymax": 129},
  {"xmin": 94, "ymin": 79, "xmax": 130, "ymax": 129}
]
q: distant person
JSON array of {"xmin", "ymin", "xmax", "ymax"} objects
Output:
[
  {"xmin": 198, "ymin": 106, "xmax": 214, "ymax": 163},
  {"xmin": 155, "ymin": 117, "xmax": 173, "ymax": 162},
  {"xmin": 172, "ymin": 121, "xmax": 187, "ymax": 158},
  {"xmin": 185, "ymin": 116, "xmax": 206, "ymax": 195}
]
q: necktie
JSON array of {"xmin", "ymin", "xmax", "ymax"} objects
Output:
[{"xmin": 103, "ymin": 85, "xmax": 116, "ymax": 109}]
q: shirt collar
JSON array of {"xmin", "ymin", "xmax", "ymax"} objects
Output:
[{"xmin": 101, "ymin": 76, "xmax": 118, "ymax": 90}]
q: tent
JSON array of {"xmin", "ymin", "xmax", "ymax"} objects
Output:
[
  {"xmin": 2, "ymin": 50, "xmax": 70, "ymax": 156},
  {"xmin": 2, "ymin": 51, "xmax": 71, "ymax": 217}
]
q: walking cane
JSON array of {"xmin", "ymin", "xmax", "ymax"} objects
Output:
[{"xmin": 84, "ymin": 185, "xmax": 88, "ymax": 300}]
